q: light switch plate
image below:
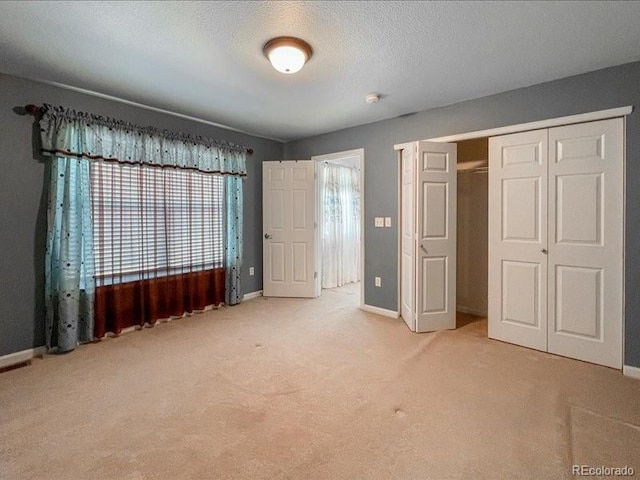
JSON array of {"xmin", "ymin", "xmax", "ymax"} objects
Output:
[
  {"xmin": 374, "ymin": 217, "xmax": 384, "ymax": 227},
  {"xmin": 384, "ymin": 217, "xmax": 391, "ymax": 227},
  {"xmin": 249, "ymin": 267, "xmax": 255, "ymax": 276},
  {"xmin": 375, "ymin": 276, "xmax": 381, "ymax": 287}
]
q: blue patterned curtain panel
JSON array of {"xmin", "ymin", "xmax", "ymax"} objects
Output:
[
  {"xmin": 45, "ymin": 156, "xmax": 96, "ymax": 352},
  {"xmin": 224, "ymin": 175, "xmax": 244, "ymax": 305}
]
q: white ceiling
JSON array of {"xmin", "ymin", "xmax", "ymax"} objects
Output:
[{"xmin": 1, "ymin": 1, "xmax": 640, "ymax": 142}]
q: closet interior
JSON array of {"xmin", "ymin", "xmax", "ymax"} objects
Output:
[{"xmin": 455, "ymin": 137, "xmax": 489, "ymax": 329}]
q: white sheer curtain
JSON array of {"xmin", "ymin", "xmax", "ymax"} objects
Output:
[{"xmin": 321, "ymin": 163, "xmax": 361, "ymax": 288}]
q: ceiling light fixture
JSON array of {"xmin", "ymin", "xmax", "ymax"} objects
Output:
[{"xmin": 263, "ymin": 37, "xmax": 313, "ymax": 74}]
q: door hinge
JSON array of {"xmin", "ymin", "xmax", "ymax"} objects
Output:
[
  {"xmin": 314, "ymin": 221, "xmax": 317, "ymax": 228},
  {"xmin": 314, "ymin": 272, "xmax": 318, "ymax": 279}
]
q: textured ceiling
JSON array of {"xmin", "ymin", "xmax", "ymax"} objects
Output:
[{"xmin": 1, "ymin": 1, "xmax": 640, "ymax": 141}]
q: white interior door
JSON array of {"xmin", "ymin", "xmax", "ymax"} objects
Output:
[
  {"xmin": 547, "ymin": 118, "xmax": 623, "ymax": 369},
  {"xmin": 488, "ymin": 129, "xmax": 548, "ymax": 351},
  {"xmin": 415, "ymin": 141, "xmax": 457, "ymax": 332},
  {"xmin": 263, "ymin": 161, "xmax": 317, "ymax": 298},
  {"xmin": 400, "ymin": 145, "xmax": 416, "ymax": 331}
]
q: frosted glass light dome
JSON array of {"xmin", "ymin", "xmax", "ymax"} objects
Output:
[{"xmin": 263, "ymin": 37, "xmax": 313, "ymax": 75}]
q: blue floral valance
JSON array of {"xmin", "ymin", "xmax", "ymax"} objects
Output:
[{"xmin": 39, "ymin": 104, "xmax": 247, "ymax": 176}]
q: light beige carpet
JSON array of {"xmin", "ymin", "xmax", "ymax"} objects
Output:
[{"xmin": 1, "ymin": 283, "xmax": 639, "ymax": 480}]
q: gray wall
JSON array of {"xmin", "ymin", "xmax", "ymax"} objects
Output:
[
  {"xmin": 0, "ymin": 73, "xmax": 284, "ymax": 356},
  {"xmin": 285, "ymin": 61, "xmax": 640, "ymax": 368}
]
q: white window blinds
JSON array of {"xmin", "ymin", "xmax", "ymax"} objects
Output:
[{"xmin": 90, "ymin": 161, "xmax": 224, "ymax": 285}]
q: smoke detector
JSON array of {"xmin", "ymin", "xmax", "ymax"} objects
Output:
[{"xmin": 365, "ymin": 93, "xmax": 380, "ymax": 104}]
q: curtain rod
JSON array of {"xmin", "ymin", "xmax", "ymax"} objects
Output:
[{"xmin": 24, "ymin": 104, "xmax": 254, "ymax": 156}]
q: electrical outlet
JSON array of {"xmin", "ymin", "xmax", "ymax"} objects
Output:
[
  {"xmin": 384, "ymin": 217, "xmax": 391, "ymax": 227},
  {"xmin": 374, "ymin": 217, "xmax": 384, "ymax": 227},
  {"xmin": 249, "ymin": 267, "xmax": 255, "ymax": 276},
  {"xmin": 375, "ymin": 276, "xmax": 381, "ymax": 287}
]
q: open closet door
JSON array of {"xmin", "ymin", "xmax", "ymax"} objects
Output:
[
  {"xmin": 415, "ymin": 141, "xmax": 457, "ymax": 332},
  {"xmin": 263, "ymin": 161, "xmax": 317, "ymax": 298},
  {"xmin": 400, "ymin": 145, "xmax": 416, "ymax": 331}
]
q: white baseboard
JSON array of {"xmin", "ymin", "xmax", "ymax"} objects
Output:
[
  {"xmin": 243, "ymin": 290, "xmax": 263, "ymax": 301},
  {"xmin": 623, "ymin": 365, "xmax": 640, "ymax": 380},
  {"xmin": 0, "ymin": 346, "xmax": 47, "ymax": 370},
  {"xmin": 456, "ymin": 305, "xmax": 488, "ymax": 317},
  {"xmin": 361, "ymin": 304, "xmax": 399, "ymax": 319}
]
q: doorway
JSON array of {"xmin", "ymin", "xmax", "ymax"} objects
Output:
[{"xmin": 312, "ymin": 149, "xmax": 365, "ymax": 308}]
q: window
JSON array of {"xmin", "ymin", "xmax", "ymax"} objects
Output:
[{"xmin": 91, "ymin": 161, "xmax": 224, "ymax": 285}]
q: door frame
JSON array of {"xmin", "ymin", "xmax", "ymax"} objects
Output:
[
  {"xmin": 311, "ymin": 148, "xmax": 365, "ymax": 309},
  {"xmin": 394, "ymin": 105, "xmax": 631, "ymax": 366}
]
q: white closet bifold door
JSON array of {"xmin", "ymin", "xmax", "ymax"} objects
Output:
[
  {"xmin": 415, "ymin": 141, "xmax": 457, "ymax": 333},
  {"xmin": 488, "ymin": 118, "xmax": 623, "ymax": 369},
  {"xmin": 488, "ymin": 129, "xmax": 549, "ymax": 351},
  {"xmin": 547, "ymin": 118, "xmax": 623, "ymax": 369},
  {"xmin": 400, "ymin": 145, "xmax": 416, "ymax": 331}
]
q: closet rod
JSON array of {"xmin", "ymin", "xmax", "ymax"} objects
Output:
[{"xmin": 457, "ymin": 167, "xmax": 488, "ymax": 174}]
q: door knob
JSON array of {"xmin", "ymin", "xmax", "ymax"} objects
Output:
[
  {"xmin": 420, "ymin": 244, "xmax": 428, "ymax": 254},
  {"xmin": 541, "ymin": 248, "xmax": 548, "ymax": 254},
  {"xmin": 264, "ymin": 233, "xmax": 272, "ymax": 239}
]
